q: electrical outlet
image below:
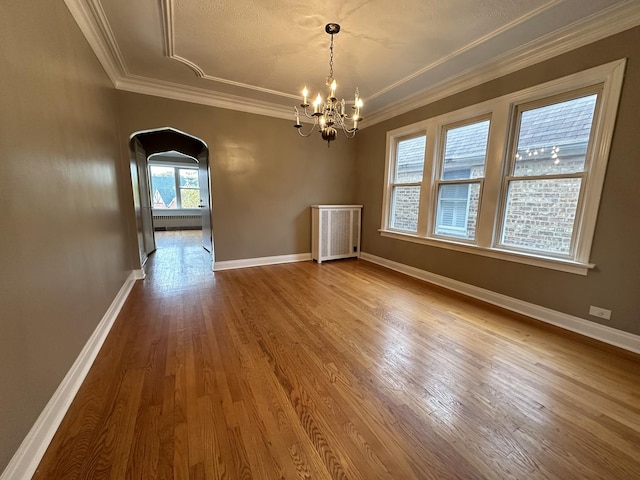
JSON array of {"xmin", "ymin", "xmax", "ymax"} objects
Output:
[{"xmin": 589, "ymin": 305, "xmax": 612, "ymax": 320}]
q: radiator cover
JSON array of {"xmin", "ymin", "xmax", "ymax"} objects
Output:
[{"xmin": 311, "ymin": 205, "xmax": 362, "ymax": 263}]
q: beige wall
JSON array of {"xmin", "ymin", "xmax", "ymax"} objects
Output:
[
  {"xmin": 116, "ymin": 92, "xmax": 357, "ymax": 262},
  {"xmin": 355, "ymin": 26, "xmax": 640, "ymax": 335},
  {"xmin": 0, "ymin": 1, "xmax": 132, "ymax": 471}
]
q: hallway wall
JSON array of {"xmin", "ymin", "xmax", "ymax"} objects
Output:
[{"xmin": 0, "ymin": 1, "xmax": 133, "ymax": 471}]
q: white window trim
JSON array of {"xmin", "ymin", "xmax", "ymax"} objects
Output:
[{"xmin": 380, "ymin": 59, "xmax": 626, "ymax": 276}]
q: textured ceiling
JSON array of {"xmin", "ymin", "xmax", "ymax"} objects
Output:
[{"xmin": 65, "ymin": 0, "xmax": 640, "ymax": 124}]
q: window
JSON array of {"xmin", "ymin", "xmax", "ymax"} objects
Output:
[
  {"xmin": 150, "ymin": 165, "xmax": 200, "ymax": 209},
  {"xmin": 389, "ymin": 135, "xmax": 426, "ymax": 232},
  {"xmin": 178, "ymin": 169, "xmax": 200, "ymax": 208},
  {"xmin": 381, "ymin": 60, "xmax": 625, "ymax": 274},
  {"xmin": 499, "ymin": 94, "xmax": 597, "ymax": 256},
  {"xmin": 434, "ymin": 119, "xmax": 490, "ymax": 240}
]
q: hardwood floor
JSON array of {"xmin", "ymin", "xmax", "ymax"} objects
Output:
[{"xmin": 33, "ymin": 231, "xmax": 640, "ymax": 479}]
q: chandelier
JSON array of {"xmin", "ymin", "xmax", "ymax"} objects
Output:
[{"xmin": 294, "ymin": 23, "xmax": 363, "ymax": 146}]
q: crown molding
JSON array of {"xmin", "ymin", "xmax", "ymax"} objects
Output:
[
  {"xmin": 116, "ymin": 75, "xmax": 296, "ymax": 121},
  {"xmin": 64, "ymin": 0, "xmax": 128, "ymax": 86},
  {"xmin": 364, "ymin": 0, "xmax": 640, "ymax": 127}
]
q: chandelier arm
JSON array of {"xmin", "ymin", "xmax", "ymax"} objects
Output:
[
  {"xmin": 296, "ymin": 122, "xmax": 318, "ymax": 137},
  {"xmin": 340, "ymin": 127, "xmax": 357, "ymax": 139},
  {"xmin": 301, "ymin": 105, "xmax": 318, "ymax": 119},
  {"xmin": 334, "ymin": 115, "xmax": 355, "ymax": 131}
]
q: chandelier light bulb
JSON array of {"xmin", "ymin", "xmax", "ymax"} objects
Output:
[
  {"xmin": 302, "ymin": 86, "xmax": 309, "ymax": 105},
  {"xmin": 294, "ymin": 106, "xmax": 301, "ymax": 127},
  {"xmin": 313, "ymin": 94, "xmax": 322, "ymax": 114}
]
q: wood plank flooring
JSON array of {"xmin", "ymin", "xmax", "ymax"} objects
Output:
[{"xmin": 33, "ymin": 230, "xmax": 640, "ymax": 479}]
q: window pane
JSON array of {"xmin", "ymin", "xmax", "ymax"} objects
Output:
[
  {"xmin": 514, "ymin": 94, "xmax": 597, "ymax": 176},
  {"xmin": 391, "ymin": 186, "xmax": 420, "ymax": 231},
  {"xmin": 442, "ymin": 120, "xmax": 490, "ymax": 180},
  {"xmin": 179, "ymin": 168, "xmax": 199, "ymax": 188},
  {"xmin": 501, "ymin": 178, "xmax": 582, "ymax": 255},
  {"xmin": 180, "ymin": 189, "xmax": 200, "ymax": 208},
  {"xmin": 395, "ymin": 136, "xmax": 426, "ymax": 183},
  {"xmin": 435, "ymin": 183, "xmax": 480, "ymax": 240},
  {"xmin": 150, "ymin": 166, "xmax": 176, "ymax": 209}
]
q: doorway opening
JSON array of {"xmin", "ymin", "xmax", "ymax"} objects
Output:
[{"xmin": 128, "ymin": 127, "xmax": 213, "ymax": 273}]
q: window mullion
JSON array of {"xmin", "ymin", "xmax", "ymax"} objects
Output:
[
  {"xmin": 477, "ymin": 103, "xmax": 509, "ymax": 248},
  {"xmin": 175, "ymin": 168, "xmax": 182, "ymax": 209},
  {"xmin": 417, "ymin": 122, "xmax": 437, "ymax": 236},
  {"xmin": 381, "ymin": 132, "xmax": 395, "ymax": 230}
]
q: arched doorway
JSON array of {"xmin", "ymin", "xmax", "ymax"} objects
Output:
[{"xmin": 128, "ymin": 127, "xmax": 213, "ymax": 272}]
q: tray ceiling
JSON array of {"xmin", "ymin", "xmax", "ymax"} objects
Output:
[{"xmin": 65, "ymin": 0, "xmax": 640, "ymax": 125}]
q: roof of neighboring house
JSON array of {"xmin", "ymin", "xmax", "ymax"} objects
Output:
[
  {"xmin": 151, "ymin": 174, "xmax": 176, "ymax": 208},
  {"xmin": 397, "ymin": 94, "xmax": 597, "ymax": 171},
  {"xmin": 517, "ymin": 94, "xmax": 597, "ymax": 153},
  {"xmin": 443, "ymin": 120, "xmax": 490, "ymax": 162}
]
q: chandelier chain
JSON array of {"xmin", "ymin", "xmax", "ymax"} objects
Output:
[{"xmin": 328, "ymin": 34, "xmax": 334, "ymax": 81}]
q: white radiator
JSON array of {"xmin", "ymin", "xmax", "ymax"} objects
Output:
[
  {"xmin": 153, "ymin": 213, "xmax": 201, "ymax": 230},
  {"xmin": 312, "ymin": 205, "xmax": 362, "ymax": 263},
  {"xmin": 153, "ymin": 214, "xmax": 201, "ymax": 221}
]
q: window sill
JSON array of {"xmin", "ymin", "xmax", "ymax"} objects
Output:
[{"xmin": 379, "ymin": 229, "xmax": 594, "ymax": 275}]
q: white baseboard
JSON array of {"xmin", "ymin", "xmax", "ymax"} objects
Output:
[
  {"xmin": 133, "ymin": 268, "xmax": 145, "ymax": 280},
  {"xmin": 1, "ymin": 271, "xmax": 139, "ymax": 480},
  {"xmin": 213, "ymin": 253, "xmax": 311, "ymax": 271},
  {"xmin": 360, "ymin": 252, "xmax": 640, "ymax": 355}
]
